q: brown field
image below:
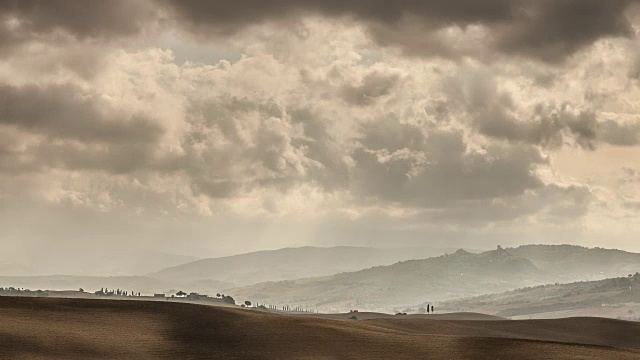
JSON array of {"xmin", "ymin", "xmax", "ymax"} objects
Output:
[{"xmin": 1, "ymin": 297, "xmax": 639, "ymax": 359}]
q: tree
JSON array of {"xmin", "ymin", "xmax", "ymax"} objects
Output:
[
  {"xmin": 426, "ymin": 304, "xmax": 430, "ymax": 314},
  {"xmin": 79, "ymin": 288, "xmax": 84, "ymax": 292},
  {"xmin": 223, "ymin": 295, "xmax": 236, "ymax": 305},
  {"xmin": 431, "ymin": 305, "xmax": 434, "ymax": 313},
  {"xmin": 245, "ymin": 301, "xmax": 252, "ymax": 307},
  {"xmin": 176, "ymin": 291, "xmax": 187, "ymax": 297}
]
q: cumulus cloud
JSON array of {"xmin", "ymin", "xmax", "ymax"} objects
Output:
[
  {"xmin": 1, "ymin": 3, "xmax": 640, "ymax": 264},
  {"xmin": 440, "ymin": 66, "xmax": 640, "ymax": 150},
  {"xmin": 351, "ymin": 117, "xmax": 549, "ymax": 209}
]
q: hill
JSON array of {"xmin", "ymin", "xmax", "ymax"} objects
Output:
[
  {"xmin": 149, "ymin": 245, "xmax": 463, "ymax": 287},
  {"xmin": 1, "ymin": 297, "xmax": 639, "ymax": 359},
  {"xmin": 228, "ymin": 245, "xmax": 640, "ymax": 312},
  {"xmin": 440, "ymin": 273, "xmax": 640, "ymax": 319},
  {"xmin": 229, "ymin": 248, "xmax": 543, "ymax": 312},
  {"xmin": 509, "ymin": 245, "xmax": 640, "ymax": 283}
]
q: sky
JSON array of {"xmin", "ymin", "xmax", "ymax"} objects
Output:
[{"xmin": 2, "ymin": 1, "xmax": 640, "ymax": 271}]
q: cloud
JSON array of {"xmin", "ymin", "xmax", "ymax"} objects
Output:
[
  {"xmin": 495, "ymin": 0, "xmax": 634, "ymax": 62},
  {"xmin": 440, "ymin": 66, "xmax": 640, "ymax": 149},
  {"xmin": 351, "ymin": 117, "xmax": 548, "ymax": 208},
  {"xmin": 1, "ymin": 7, "xmax": 640, "ymax": 262},
  {"xmin": 0, "ymin": 0, "xmax": 156, "ymax": 47},
  {"xmin": 159, "ymin": 0, "xmax": 639, "ymax": 62},
  {"xmin": 475, "ymin": 105, "xmax": 640, "ymax": 149},
  {"xmin": 1, "ymin": 1, "xmax": 636, "ymax": 64},
  {"xmin": 339, "ymin": 71, "xmax": 400, "ymax": 106},
  {"xmin": 0, "ymin": 84, "xmax": 163, "ymax": 144},
  {"xmin": 0, "ymin": 82, "xmax": 166, "ymax": 175}
]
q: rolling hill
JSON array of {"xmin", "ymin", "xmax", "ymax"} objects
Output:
[
  {"xmin": 509, "ymin": 245, "xmax": 640, "ymax": 283},
  {"xmin": 229, "ymin": 248, "xmax": 543, "ymax": 312},
  {"xmin": 0, "ymin": 246, "xmax": 461, "ymax": 296},
  {"xmin": 1, "ymin": 297, "xmax": 639, "ymax": 359},
  {"xmin": 228, "ymin": 245, "xmax": 640, "ymax": 313},
  {"xmin": 149, "ymin": 245, "xmax": 463, "ymax": 287},
  {"xmin": 439, "ymin": 272, "xmax": 640, "ymax": 319}
]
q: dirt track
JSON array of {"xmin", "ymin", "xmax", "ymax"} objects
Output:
[{"xmin": 0, "ymin": 297, "xmax": 639, "ymax": 359}]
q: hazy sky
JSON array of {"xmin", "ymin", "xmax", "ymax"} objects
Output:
[{"xmin": 2, "ymin": 0, "xmax": 640, "ymax": 266}]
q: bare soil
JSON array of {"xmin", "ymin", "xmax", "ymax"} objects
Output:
[{"xmin": 0, "ymin": 297, "xmax": 638, "ymax": 359}]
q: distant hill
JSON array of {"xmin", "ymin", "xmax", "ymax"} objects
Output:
[
  {"xmin": 509, "ymin": 245, "xmax": 640, "ymax": 282},
  {"xmin": 149, "ymin": 246, "xmax": 464, "ymax": 288},
  {"xmin": 229, "ymin": 248, "xmax": 542, "ymax": 312},
  {"xmin": 228, "ymin": 245, "xmax": 640, "ymax": 312},
  {"xmin": 0, "ymin": 246, "xmax": 462, "ymax": 296},
  {"xmin": 440, "ymin": 273, "xmax": 640, "ymax": 320}
]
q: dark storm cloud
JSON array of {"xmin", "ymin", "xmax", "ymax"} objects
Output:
[
  {"xmin": 496, "ymin": 0, "xmax": 634, "ymax": 62},
  {"xmin": 0, "ymin": 84, "xmax": 163, "ymax": 144},
  {"xmin": 0, "ymin": 83, "xmax": 165, "ymax": 175},
  {"xmin": 0, "ymin": 0, "xmax": 635, "ymax": 62},
  {"xmin": 0, "ymin": 0, "xmax": 155, "ymax": 45},
  {"xmin": 158, "ymin": 0, "xmax": 638, "ymax": 62}
]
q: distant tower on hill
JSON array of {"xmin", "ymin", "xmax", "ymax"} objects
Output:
[{"xmin": 497, "ymin": 245, "xmax": 502, "ymax": 250}]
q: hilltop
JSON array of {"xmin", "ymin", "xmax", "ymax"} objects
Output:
[{"xmin": 1, "ymin": 297, "xmax": 639, "ymax": 359}]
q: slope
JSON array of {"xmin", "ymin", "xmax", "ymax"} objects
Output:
[
  {"xmin": 440, "ymin": 273, "xmax": 640, "ymax": 319},
  {"xmin": 149, "ymin": 245, "xmax": 461, "ymax": 287},
  {"xmin": 1, "ymin": 297, "xmax": 639, "ymax": 360},
  {"xmin": 509, "ymin": 244, "xmax": 640, "ymax": 283},
  {"xmin": 229, "ymin": 248, "xmax": 542, "ymax": 312},
  {"xmin": 229, "ymin": 245, "xmax": 640, "ymax": 313}
]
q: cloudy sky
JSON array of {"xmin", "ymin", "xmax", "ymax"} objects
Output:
[{"xmin": 2, "ymin": 0, "xmax": 640, "ymax": 272}]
